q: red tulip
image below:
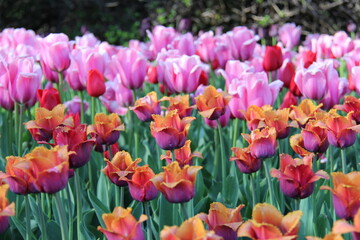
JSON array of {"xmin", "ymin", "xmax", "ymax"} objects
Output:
[
  {"xmin": 87, "ymin": 69, "xmax": 105, "ymax": 97},
  {"xmin": 37, "ymin": 88, "xmax": 61, "ymax": 110},
  {"xmin": 263, "ymin": 45, "xmax": 283, "ymax": 72}
]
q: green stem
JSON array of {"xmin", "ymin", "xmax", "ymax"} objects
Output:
[
  {"xmin": 132, "ymin": 90, "xmax": 139, "ymax": 158},
  {"xmin": 264, "ymin": 160, "xmax": 275, "ymax": 206},
  {"xmin": 58, "ymin": 72, "xmax": 64, "ymax": 102},
  {"xmin": 17, "ymin": 103, "xmax": 24, "ymax": 156},
  {"xmin": 120, "ymin": 187, "xmax": 124, "ymax": 207},
  {"xmin": 171, "ymin": 150, "xmax": 176, "ymax": 163},
  {"xmin": 54, "ymin": 192, "xmax": 69, "ymax": 240},
  {"xmin": 232, "ymin": 118, "xmax": 239, "ymax": 147},
  {"xmin": 79, "ymin": 91, "xmax": 85, "ymax": 123},
  {"xmin": 25, "ymin": 195, "xmax": 31, "ymax": 240},
  {"xmin": 250, "ymin": 174, "xmax": 256, "ymax": 207},
  {"xmin": 115, "ymin": 187, "xmax": 120, "ymax": 207},
  {"xmin": 8, "ymin": 110, "xmax": 14, "ymax": 155},
  {"xmin": 65, "ymin": 185, "xmax": 73, "ymax": 240},
  {"xmin": 217, "ymin": 120, "xmax": 227, "ymax": 192},
  {"xmin": 341, "ymin": 148, "xmax": 347, "ymax": 173},
  {"xmin": 144, "ymin": 201, "xmax": 152, "ymax": 240},
  {"xmin": 74, "ymin": 171, "xmax": 83, "ymax": 240},
  {"xmin": 36, "ymin": 195, "xmax": 47, "ymax": 240},
  {"xmin": 213, "ymin": 128, "xmax": 219, "ymax": 180},
  {"xmin": 180, "ymin": 202, "xmax": 189, "ymax": 221},
  {"xmin": 91, "ymin": 97, "xmax": 95, "ymax": 123},
  {"xmin": 294, "ymin": 198, "xmax": 300, "ymax": 210}
]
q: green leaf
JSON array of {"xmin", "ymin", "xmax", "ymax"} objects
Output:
[
  {"xmin": 88, "ymin": 190, "xmax": 110, "ymax": 228},
  {"xmin": 96, "ymin": 173, "xmax": 110, "ymax": 209},
  {"xmin": 46, "ymin": 221, "xmax": 62, "ymax": 240},
  {"xmin": 80, "ymin": 209, "xmax": 96, "ymax": 240},
  {"xmin": 158, "ymin": 195, "xmax": 173, "ymax": 230}
]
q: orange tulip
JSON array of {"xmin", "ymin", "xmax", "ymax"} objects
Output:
[
  {"xmin": 242, "ymin": 127, "xmax": 277, "ymax": 159},
  {"xmin": 197, "ymin": 202, "xmax": 244, "ymax": 240},
  {"xmin": 160, "ymin": 140, "xmax": 203, "ymax": 167},
  {"xmin": 130, "ymin": 91, "xmax": 161, "ymax": 122},
  {"xmin": 195, "ymin": 85, "xmax": 231, "ymax": 120},
  {"xmin": 161, "ymin": 94, "xmax": 195, "ymax": 118},
  {"xmin": 271, "ymin": 154, "xmax": 329, "ymax": 199},
  {"xmin": 98, "ymin": 206, "xmax": 147, "ymax": 240},
  {"xmin": 332, "ymin": 208, "xmax": 360, "ymax": 240},
  {"xmin": 301, "ymin": 120, "xmax": 329, "ymax": 153},
  {"xmin": 290, "ymin": 99, "xmax": 323, "ymax": 127},
  {"xmin": 150, "ymin": 110, "xmax": 195, "ymax": 150},
  {"xmin": 0, "ymin": 184, "xmax": 15, "ymax": 233},
  {"xmin": 264, "ymin": 108, "xmax": 297, "ymax": 139},
  {"xmin": 238, "ymin": 203, "xmax": 302, "ymax": 240},
  {"xmin": 102, "ymin": 150, "xmax": 141, "ymax": 187},
  {"xmin": 323, "ymin": 109, "xmax": 360, "ymax": 148},
  {"xmin": 241, "ymin": 105, "xmax": 271, "ymax": 131},
  {"xmin": 126, "ymin": 165, "xmax": 158, "ymax": 202},
  {"xmin": 25, "ymin": 104, "xmax": 71, "ymax": 142},
  {"xmin": 230, "ymin": 147, "xmax": 261, "ymax": 174},
  {"xmin": 290, "ymin": 134, "xmax": 312, "ymax": 157},
  {"xmin": 306, "ymin": 233, "xmax": 344, "ymax": 240},
  {"xmin": 335, "ymin": 95, "xmax": 360, "ymax": 124},
  {"xmin": 321, "ymin": 172, "xmax": 360, "ymax": 220},
  {"xmin": 1, "ymin": 146, "xmax": 72, "ymax": 194},
  {"xmin": 160, "ymin": 217, "xmax": 222, "ymax": 240},
  {"xmin": 151, "ymin": 161, "xmax": 202, "ymax": 203},
  {"xmin": 88, "ymin": 113, "xmax": 125, "ymax": 147}
]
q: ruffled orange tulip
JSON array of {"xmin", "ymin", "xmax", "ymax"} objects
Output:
[
  {"xmin": 160, "ymin": 140, "xmax": 202, "ymax": 167},
  {"xmin": 238, "ymin": 203, "xmax": 302, "ymax": 240},
  {"xmin": 98, "ymin": 206, "xmax": 147, "ymax": 240},
  {"xmin": 0, "ymin": 184, "xmax": 15, "ymax": 233},
  {"xmin": 160, "ymin": 217, "xmax": 222, "ymax": 240},
  {"xmin": 230, "ymin": 147, "xmax": 261, "ymax": 174},
  {"xmin": 25, "ymin": 104, "xmax": 71, "ymax": 142},
  {"xmin": 290, "ymin": 99, "xmax": 323, "ymax": 127},
  {"xmin": 242, "ymin": 105, "xmax": 271, "ymax": 131},
  {"xmin": 88, "ymin": 113, "xmax": 125, "ymax": 147},
  {"xmin": 321, "ymin": 172, "xmax": 360, "ymax": 220},
  {"xmin": 126, "ymin": 165, "xmax": 158, "ymax": 202},
  {"xmin": 195, "ymin": 85, "xmax": 231, "ymax": 120},
  {"xmin": 150, "ymin": 110, "xmax": 195, "ymax": 150},
  {"xmin": 301, "ymin": 120, "xmax": 329, "ymax": 153},
  {"xmin": 264, "ymin": 108, "xmax": 297, "ymax": 139},
  {"xmin": 102, "ymin": 150, "xmax": 141, "ymax": 187},
  {"xmin": 242, "ymin": 127, "xmax": 277, "ymax": 159},
  {"xmin": 161, "ymin": 95, "xmax": 195, "ymax": 118},
  {"xmin": 271, "ymin": 154, "xmax": 329, "ymax": 199},
  {"xmin": 335, "ymin": 95, "xmax": 360, "ymax": 124},
  {"xmin": 197, "ymin": 202, "xmax": 244, "ymax": 240},
  {"xmin": 332, "ymin": 208, "xmax": 360, "ymax": 240},
  {"xmin": 130, "ymin": 91, "xmax": 161, "ymax": 122},
  {"xmin": 151, "ymin": 161, "xmax": 202, "ymax": 203},
  {"xmin": 290, "ymin": 134, "xmax": 312, "ymax": 157}
]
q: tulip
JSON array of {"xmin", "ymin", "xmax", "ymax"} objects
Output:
[
  {"xmin": 86, "ymin": 69, "xmax": 105, "ymax": 97},
  {"xmin": 263, "ymin": 108, "xmax": 296, "ymax": 139},
  {"xmin": 331, "ymin": 31, "xmax": 354, "ymax": 58},
  {"xmin": 306, "ymin": 233, "xmax": 344, "ymax": 240},
  {"xmin": 204, "ymin": 105, "xmax": 231, "ymax": 128},
  {"xmin": 278, "ymin": 23, "xmax": 301, "ymax": 49},
  {"xmin": 130, "ymin": 91, "xmax": 161, "ymax": 122},
  {"xmin": 195, "ymin": 85, "xmax": 231, "ymax": 120},
  {"xmin": 196, "ymin": 202, "xmax": 244, "ymax": 240},
  {"xmin": 64, "ymin": 96, "xmax": 89, "ymax": 116},
  {"xmin": 324, "ymin": 109, "xmax": 360, "ymax": 148},
  {"xmin": 88, "ymin": 113, "xmax": 125, "ymax": 147},
  {"xmin": 161, "ymin": 140, "xmax": 202, "ymax": 167},
  {"xmin": 53, "ymin": 124, "xmax": 95, "ymax": 168},
  {"xmin": 37, "ymin": 88, "xmax": 61, "ymax": 110},
  {"xmin": 332, "ymin": 208, "xmax": 360, "ymax": 240},
  {"xmin": 242, "ymin": 105, "xmax": 272, "ymax": 131},
  {"xmin": 280, "ymin": 91, "xmax": 298, "ymax": 109},
  {"xmin": 39, "ymin": 33, "xmax": 71, "ymax": 72},
  {"xmin": 40, "ymin": 60, "xmax": 59, "ymax": 83},
  {"xmin": 0, "ymin": 184, "xmax": 15, "ymax": 234},
  {"xmin": 100, "ymin": 80, "xmax": 131, "ymax": 116},
  {"xmin": 126, "ymin": 165, "xmax": 158, "ymax": 202},
  {"xmin": 0, "ymin": 86, "xmax": 14, "ymax": 111},
  {"xmin": 271, "ymin": 154, "xmax": 329, "ymax": 199},
  {"xmin": 290, "ymin": 134, "xmax": 312, "ymax": 157},
  {"xmin": 278, "ymin": 59, "xmax": 295, "ymax": 88},
  {"xmin": 170, "ymin": 32, "xmax": 196, "ymax": 56},
  {"xmin": 161, "ymin": 95, "xmax": 194, "ymax": 118},
  {"xmin": 25, "ymin": 104, "xmax": 71, "ymax": 142},
  {"xmin": 147, "ymin": 25, "xmax": 177, "ymax": 58},
  {"xmin": 321, "ymin": 172, "xmax": 360, "ymax": 220},
  {"xmin": 289, "ymin": 99, "xmax": 323, "ymax": 127},
  {"xmin": 299, "ymin": 50, "xmax": 316, "ymax": 68},
  {"xmin": 102, "ymin": 150, "xmax": 141, "ymax": 187},
  {"xmin": 75, "ymin": 33, "xmax": 100, "ymax": 48},
  {"xmin": 301, "ymin": 120, "xmax": 329, "ymax": 153},
  {"xmin": 98, "ymin": 206, "xmax": 147, "ymax": 240},
  {"xmin": 151, "ymin": 161, "xmax": 202, "ymax": 203},
  {"xmin": 230, "ymin": 147, "xmax": 261, "ymax": 174},
  {"xmin": 263, "ymin": 45, "xmax": 283, "ymax": 72},
  {"xmin": 335, "ymin": 95, "xmax": 360, "ymax": 124},
  {"xmin": 227, "ymin": 26, "xmax": 259, "ymax": 61},
  {"xmin": 160, "ymin": 217, "xmax": 222, "ymax": 240},
  {"xmin": 217, "ymin": 60, "xmax": 251, "ymax": 89},
  {"xmin": 150, "ymin": 110, "xmax": 195, "ymax": 150},
  {"xmin": 238, "ymin": 203, "xmax": 302, "ymax": 239},
  {"xmin": 242, "ymin": 127, "xmax": 277, "ymax": 159}
]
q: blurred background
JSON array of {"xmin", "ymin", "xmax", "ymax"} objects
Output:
[{"xmin": 0, "ymin": 0, "xmax": 359, "ymax": 44}]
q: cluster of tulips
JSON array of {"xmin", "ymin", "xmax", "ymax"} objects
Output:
[{"xmin": 0, "ymin": 22, "xmax": 359, "ymax": 240}]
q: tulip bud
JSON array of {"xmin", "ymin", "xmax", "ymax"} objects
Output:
[{"xmin": 263, "ymin": 45, "xmax": 283, "ymax": 72}]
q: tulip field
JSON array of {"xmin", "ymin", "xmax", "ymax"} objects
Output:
[{"xmin": 0, "ymin": 23, "xmax": 360, "ymax": 240}]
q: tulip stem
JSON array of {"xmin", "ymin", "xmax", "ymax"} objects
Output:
[
  {"xmin": 17, "ymin": 103, "xmax": 24, "ymax": 156},
  {"xmin": 213, "ymin": 127, "xmax": 219, "ymax": 180},
  {"xmin": 264, "ymin": 160, "xmax": 275, "ymax": 207},
  {"xmin": 8, "ymin": 110, "xmax": 14, "ymax": 155},
  {"xmin": 25, "ymin": 195, "xmax": 31, "ymax": 240},
  {"xmin": 58, "ymin": 72, "xmax": 64, "ymax": 102},
  {"xmin": 171, "ymin": 150, "xmax": 176, "ymax": 163},
  {"xmin": 341, "ymin": 148, "xmax": 347, "ymax": 173},
  {"xmin": 132, "ymin": 90, "xmax": 139, "ymax": 158},
  {"xmin": 180, "ymin": 202, "xmax": 189, "ymax": 220},
  {"xmin": 294, "ymin": 198, "xmax": 300, "ymax": 210},
  {"xmin": 79, "ymin": 91, "xmax": 85, "ymax": 123},
  {"xmin": 217, "ymin": 120, "xmax": 227, "ymax": 193},
  {"xmin": 232, "ymin": 118, "xmax": 239, "ymax": 147},
  {"xmin": 144, "ymin": 201, "xmax": 152, "ymax": 240},
  {"xmin": 91, "ymin": 97, "xmax": 95, "ymax": 123},
  {"xmin": 36, "ymin": 194, "xmax": 47, "ymax": 240},
  {"xmin": 120, "ymin": 187, "xmax": 124, "ymax": 207},
  {"xmin": 74, "ymin": 171, "xmax": 83, "ymax": 240},
  {"xmin": 65, "ymin": 185, "xmax": 73, "ymax": 240},
  {"xmin": 250, "ymin": 174, "xmax": 257, "ymax": 207},
  {"xmin": 54, "ymin": 192, "xmax": 69, "ymax": 240}
]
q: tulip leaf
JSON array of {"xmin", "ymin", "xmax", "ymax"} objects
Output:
[
  {"xmin": 299, "ymin": 197, "xmax": 314, "ymax": 236},
  {"xmin": 28, "ymin": 195, "xmax": 48, "ymax": 237},
  {"xmin": 194, "ymin": 196, "xmax": 211, "ymax": 214},
  {"xmin": 158, "ymin": 195, "xmax": 173, "ymax": 230},
  {"xmin": 96, "ymin": 173, "xmax": 110, "ymax": 209},
  {"xmin": 45, "ymin": 221, "xmax": 62, "ymax": 240},
  {"xmin": 10, "ymin": 217, "xmax": 27, "ymax": 240},
  {"xmin": 80, "ymin": 209, "xmax": 96, "ymax": 240},
  {"xmin": 315, "ymin": 214, "xmax": 329, "ymax": 237},
  {"xmin": 88, "ymin": 190, "xmax": 110, "ymax": 228},
  {"xmin": 223, "ymin": 175, "xmax": 239, "ymax": 207}
]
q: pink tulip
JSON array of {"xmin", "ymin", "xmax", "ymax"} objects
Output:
[
  {"xmin": 75, "ymin": 33, "xmax": 100, "ymax": 48},
  {"xmin": 163, "ymin": 55, "xmax": 208, "ymax": 93},
  {"xmin": 8, "ymin": 56, "xmax": 42, "ymax": 104},
  {"xmin": 331, "ymin": 31, "xmax": 354, "ymax": 58},
  {"xmin": 110, "ymin": 48, "xmax": 147, "ymax": 89},
  {"xmin": 99, "ymin": 81, "xmax": 130, "ymax": 116},
  {"xmin": 39, "ymin": 33, "xmax": 71, "ymax": 72},
  {"xmin": 64, "ymin": 96, "xmax": 89, "ymax": 115},
  {"xmin": 278, "ymin": 23, "xmax": 302, "ymax": 49},
  {"xmin": 170, "ymin": 32, "xmax": 196, "ymax": 56},
  {"xmin": 218, "ymin": 60, "xmax": 251, "ymax": 89},
  {"xmin": 40, "ymin": 60, "xmax": 59, "ymax": 83},
  {"xmin": 227, "ymin": 26, "xmax": 259, "ymax": 60},
  {"xmin": 352, "ymin": 66, "xmax": 360, "ymax": 95},
  {"xmin": 147, "ymin": 25, "xmax": 177, "ymax": 59}
]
